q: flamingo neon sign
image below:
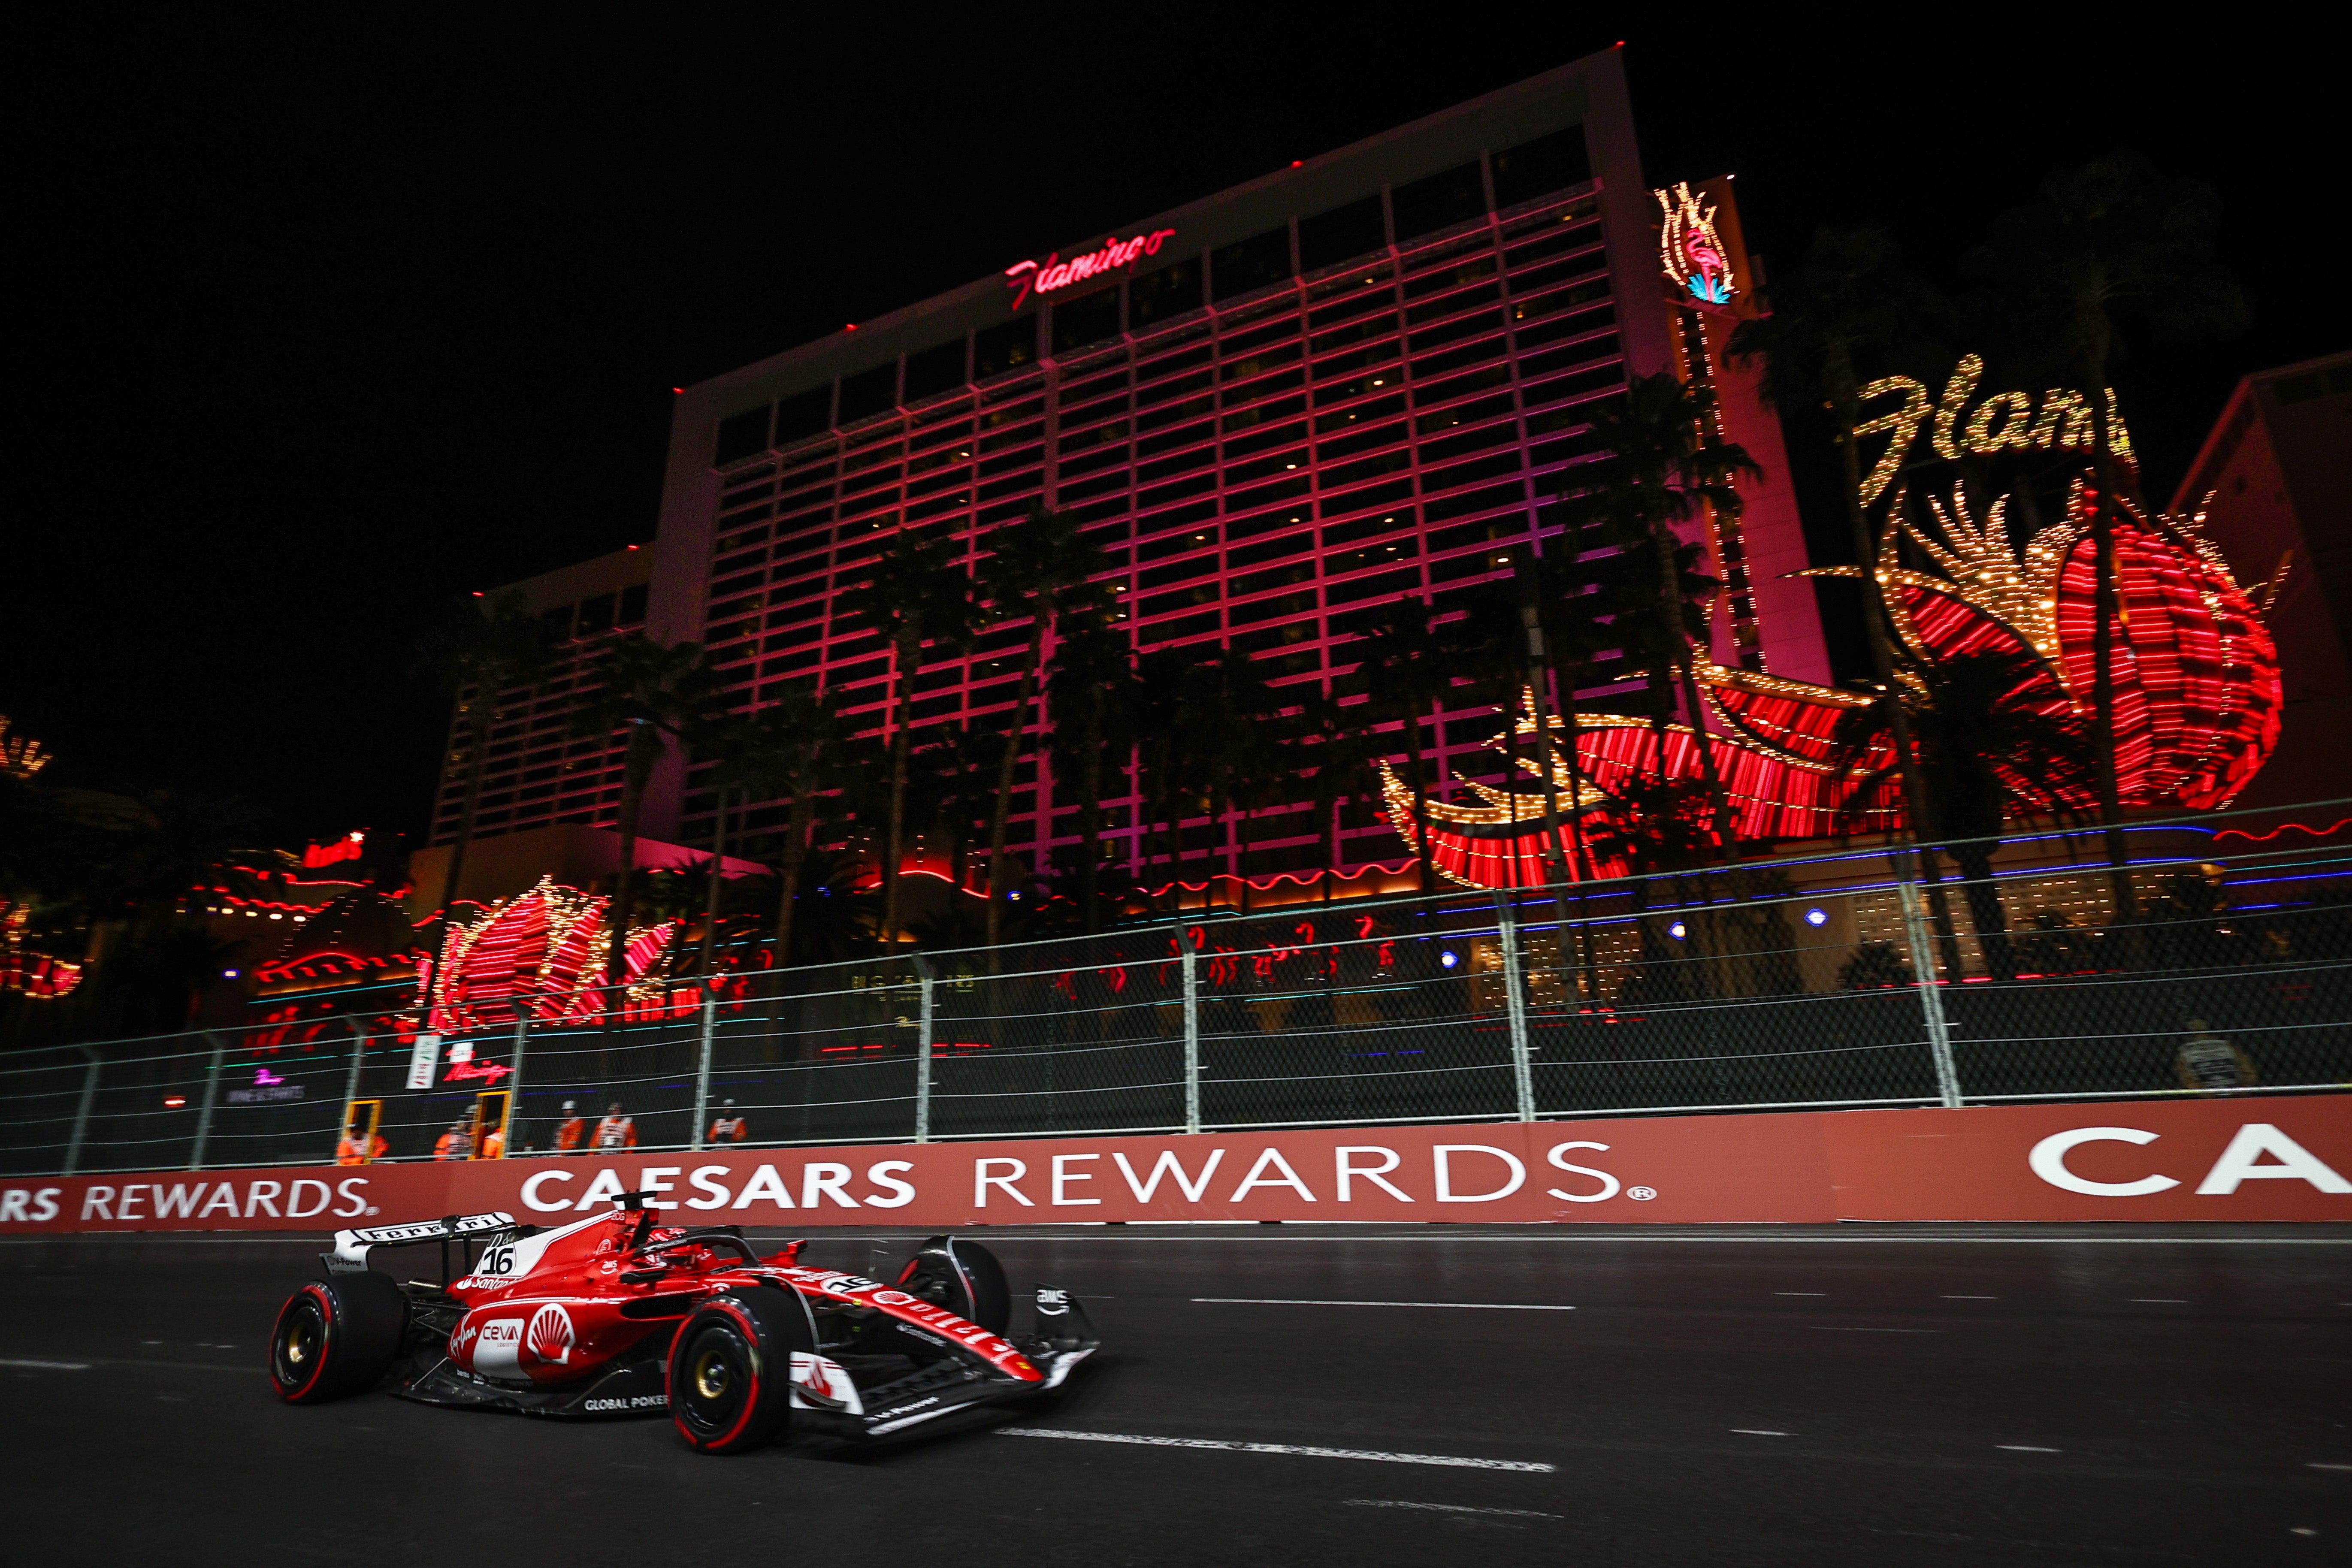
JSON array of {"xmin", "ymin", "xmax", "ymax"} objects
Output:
[{"xmin": 1004, "ymin": 228, "xmax": 1177, "ymax": 309}]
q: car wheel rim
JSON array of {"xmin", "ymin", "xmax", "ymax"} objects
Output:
[
  {"xmin": 679, "ymin": 1327, "xmax": 747, "ymax": 1435},
  {"xmin": 275, "ymin": 1301, "xmax": 324, "ymax": 1387}
]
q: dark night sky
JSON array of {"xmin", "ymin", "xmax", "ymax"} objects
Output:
[{"xmin": 9, "ymin": 12, "xmax": 2337, "ymax": 860}]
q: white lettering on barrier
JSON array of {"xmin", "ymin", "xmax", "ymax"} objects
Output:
[
  {"xmin": 1112, "ymin": 1148, "xmax": 1223, "ymax": 1202},
  {"xmin": 200, "ymin": 1185, "xmax": 241, "ymax": 1218},
  {"xmin": 335, "ymin": 1178, "xmax": 370, "ymax": 1218},
  {"xmin": 866, "ymin": 1160, "xmax": 916, "ymax": 1208},
  {"xmin": 2028, "ymin": 1128, "xmax": 2177, "ymax": 1197},
  {"xmin": 573, "ymin": 1169, "xmax": 629, "ymax": 1210},
  {"xmin": 81, "ymin": 1187, "xmax": 113, "ymax": 1220},
  {"xmin": 1546, "ymin": 1142, "xmax": 1621, "ymax": 1203},
  {"xmin": 521, "ymin": 1170, "xmax": 576, "ymax": 1211},
  {"xmin": 637, "ymin": 1168, "xmax": 680, "ymax": 1209},
  {"xmin": 1335, "ymin": 1147, "xmax": 1412, "ymax": 1202},
  {"xmin": 1230, "ymin": 1148, "xmax": 1316, "ymax": 1202},
  {"xmin": 2194, "ymin": 1124, "xmax": 2350, "ymax": 1195},
  {"xmin": 247, "ymin": 1181, "xmax": 282, "ymax": 1217},
  {"xmin": 736, "ymin": 1165, "xmax": 795, "ymax": 1208},
  {"xmin": 288, "ymin": 1179, "xmax": 330, "ymax": 1218},
  {"xmin": 118, "ymin": 1185, "xmax": 146, "ymax": 1221},
  {"xmin": 976, "ymin": 1158, "xmax": 1034, "ymax": 1207},
  {"xmin": 0, "ymin": 1191, "xmax": 27, "ymax": 1223},
  {"xmin": 802, "ymin": 1163, "xmax": 859, "ymax": 1208},
  {"xmin": 686, "ymin": 1166, "xmax": 732, "ymax": 1210},
  {"xmin": 1052, "ymin": 1154, "xmax": 1100, "ymax": 1205},
  {"xmin": 1434, "ymin": 1145, "xmax": 1526, "ymax": 1202}
]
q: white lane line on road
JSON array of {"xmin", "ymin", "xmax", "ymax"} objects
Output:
[
  {"xmin": 1942, "ymin": 1295, "xmax": 1999, "ymax": 1299},
  {"xmin": 1997, "ymin": 1445, "xmax": 2062, "ymax": 1453},
  {"xmin": 2128, "ymin": 1299, "xmax": 2188, "ymax": 1304},
  {"xmin": 1809, "ymin": 1326, "xmax": 1938, "ymax": 1334},
  {"xmin": 1193, "ymin": 1298, "xmax": 1575, "ymax": 1311},
  {"xmin": 1730, "ymin": 1429, "xmax": 1792, "ymax": 1437},
  {"xmin": 998, "ymin": 1429, "xmax": 1555, "ymax": 1472},
  {"xmin": 1347, "ymin": 1500, "xmax": 1562, "ymax": 1519},
  {"xmin": 0, "ymin": 1358, "xmax": 90, "ymax": 1370},
  {"xmin": 1773, "ymin": 1292, "xmax": 1827, "ymax": 1296},
  {"xmin": 2307, "ymin": 1462, "xmax": 2352, "ymax": 1471}
]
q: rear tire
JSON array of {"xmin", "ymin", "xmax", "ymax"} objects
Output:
[
  {"xmin": 667, "ymin": 1287, "xmax": 813, "ymax": 1454},
  {"xmin": 895, "ymin": 1236, "xmax": 1010, "ymax": 1333},
  {"xmin": 269, "ymin": 1272, "xmax": 406, "ymax": 1404}
]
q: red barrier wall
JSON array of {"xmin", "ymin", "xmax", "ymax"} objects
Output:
[{"xmin": 3, "ymin": 1096, "xmax": 2346, "ymax": 1233}]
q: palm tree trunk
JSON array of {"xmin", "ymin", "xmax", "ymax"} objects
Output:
[
  {"xmin": 983, "ymin": 630, "xmax": 1045, "ymax": 955},
  {"xmin": 697, "ymin": 782, "xmax": 730, "ymax": 980},
  {"xmin": 2084, "ymin": 450, "xmax": 2138, "ymax": 951},
  {"xmin": 1079, "ymin": 704, "xmax": 1103, "ymax": 935},
  {"xmin": 1402, "ymin": 708, "xmax": 1436, "ymax": 897},
  {"xmin": 605, "ymin": 731, "xmax": 656, "ymax": 992},
  {"xmin": 773, "ymin": 792, "xmax": 813, "ymax": 973},
  {"xmin": 880, "ymin": 635, "xmax": 916, "ymax": 947}
]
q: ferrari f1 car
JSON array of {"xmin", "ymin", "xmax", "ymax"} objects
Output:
[{"xmin": 266, "ymin": 1192, "xmax": 1098, "ymax": 1453}]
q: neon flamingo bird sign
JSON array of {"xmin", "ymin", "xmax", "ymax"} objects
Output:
[{"xmin": 1005, "ymin": 229, "xmax": 1176, "ymax": 308}]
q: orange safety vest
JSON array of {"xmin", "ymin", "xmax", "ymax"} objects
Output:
[
  {"xmin": 555, "ymin": 1118, "xmax": 586, "ymax": 1152},
  {"xmin": 709, "ymin": 1116, "xmax": 747, "ymax": 1143},
  {"xmin": 592, "ymin": 1115, "xmax": 636, "ymax": 1151},
  {"xmin": 435, "ymin": 1130, "xmax": 473, "ymax": 1161},
  {"xmin": 479, "ymin": 1129, "xmax": 505, "ymax": 1160}
]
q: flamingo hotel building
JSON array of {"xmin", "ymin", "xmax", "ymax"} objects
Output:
[{"xmin": 436, "ymin": 46, "xmax": 1832, "ymax": 901}]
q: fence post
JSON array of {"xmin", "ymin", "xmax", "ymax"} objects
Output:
[
  {"xmin": 505, "ymin": 1012, "xmax": 531, "ymax": 1156},
  {"xmin": 1497, "ymin": 911, "xmax": 1536, "ymax": 1121},
  {"xmin": 189, "ymin": 1032, "xmax": 227, "ymax": 1171},
  {"xmin": 1179, "ymin": 940, "xmax": 1201, "ymax": 1136},
  {"xmin": 64, "ymin": 1046, "xmax": 101, "ymax": 1176},
  {"xmin": 690, "ymin": 998, "xmax": 716, "ymax": 1152},
  {"xmin": 1898, "ymin": 881, "xmax": 1963, "ymax": 1108},
  {"xmin": 340, "ymin": 1024, "xmax": 368, "ymax": 1145},
  {"xmin": 914, "ymin": 976, "xmax": 934, "ymax": 1143}
]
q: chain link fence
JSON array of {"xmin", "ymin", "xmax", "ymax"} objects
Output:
[{"xmin": 5, "ymin": 821, "xmax": 2348, "ymax": 1177}]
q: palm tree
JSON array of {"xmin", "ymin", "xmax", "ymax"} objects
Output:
[
  {"xmin": 1963, "ymin": 154, "xmax": 2247, "ymax": 930},
  {"xmin": 1292, "ymin": 691, "xmax": 1382, "ymax": 904},
  {"xmin": 836, "ymin": 526, "xmax": 976, "ymax": 946},
  {"xmin": 714, "ymin": 684, "xmax": 845, "ymax": 977},
  {"xmin": 1045, "ymin": 609, "xmax": 1137, "ymax": 934},
  {"xmin": 418, "ymin": 590, "xmax": 553, "ymax": 933},
  {"xmin": 571, "ymin": 636, "xmax": 730, "ymax": 993},
  {"xmin": 1356, "ymin": 596, "xmax": 1457, "ymax": 896},
  {"xmin": 973, "ymin": 505, "xmax": 1111, "ymax": 951},
  {"xmin": 1832, "ymin": 648, "xmax": 2093, "ymax": 981},
  {"xmin": 1557, "ymin": 374, "xmax": 1757, "ymax": 863}
]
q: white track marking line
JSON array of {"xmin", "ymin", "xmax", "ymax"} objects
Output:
[
  {"xmin": 1347, "ymin": 1500, "xmax": 1562, "ymax": 1519},
  {"xmin": 1998, "ymin": 1445, "xmax": 2062, "ymax": 1453},
  {"xmin": 1730, "ymin": 1429, "xmax": 1791, "ymax": 1436},
  {"xmin": 1193, "ymin": 1297, "xmax": 1575, "ymax": 1311},
  {"xmin": 2128, "ymin": 1299, "xmax": 2188, "ymax": 1303},
  {"xmin": 1773, "ymin": 1292, "xmax": 1827, "ymax": 1296},
  {"xmin": 0, "ymin": 1359, "xmax": 90, "ymax": 1370},
  {"xmin": 1809, "ymin": 1326, "xmax": 1938, "ymax": 1333},
  {"xmin": 1942, "ymin": 1295, "xmax": 1998, "ymax": 1299},
  {"xmin": 998, "ymin": 1429, "xmax": 1554, "ymax": 1472},
  {"xmin": 2307, "ymin": 1462, "xmax": 2352, "ymax": 1471}
]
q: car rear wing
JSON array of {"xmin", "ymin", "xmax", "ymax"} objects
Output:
[{"xmin": 323, "ymin": 1211, "xmax": 520, "ymax": 1280}]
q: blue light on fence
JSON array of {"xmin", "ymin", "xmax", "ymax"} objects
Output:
[
  {"xmin": 1804, "ymin": 908, "xmax": 1829, "ymax": 927},
  {"xmin": 1439, "ymin": 951, "xmax": 1459, "ymax": 969},
  {"xmin": 1668, "ymin": 922, "xmax": 1687, "ymax": 940}
]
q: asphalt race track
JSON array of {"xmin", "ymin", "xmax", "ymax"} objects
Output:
[{"xmin": 4, "ymin": 1225, "xmax": 2347, "ymax": 1565}]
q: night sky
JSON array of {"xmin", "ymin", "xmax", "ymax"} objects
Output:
[{"xmin": 11, "ymin": 14, "xmax": 2336, "ymax": 861}]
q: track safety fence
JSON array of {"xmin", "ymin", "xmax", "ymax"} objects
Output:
[{"xmin": 4, "ymin": 817, "xmax": 2349, "ymax": 1176}]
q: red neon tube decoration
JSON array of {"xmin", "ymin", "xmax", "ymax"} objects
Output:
[{"xmin": 1004, "ymin": 229, "xmax": 1176, "ymax": 308}]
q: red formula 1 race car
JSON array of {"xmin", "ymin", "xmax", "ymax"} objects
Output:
[{"xmin": 266, "ymin": 1192, "xmax": 1098, "ymax": 1453}]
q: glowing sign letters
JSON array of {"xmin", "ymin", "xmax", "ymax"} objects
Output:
[{"xmin": 1005, "ymin": 229, "xmax": 1176, "ymax": 309}]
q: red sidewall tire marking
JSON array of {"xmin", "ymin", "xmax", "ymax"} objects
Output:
[
  {"xmin": 671, "ymin": 1301, "xmax": 762, "ymax": 1452},
  {"xmin": 273, "ymin": 1285, "xmax": 333, "ymax": 1403}
]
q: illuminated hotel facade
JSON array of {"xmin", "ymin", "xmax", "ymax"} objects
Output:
[{"xmin": 617, "ymin": 48, "xmax": 1831, "ymax": 893}]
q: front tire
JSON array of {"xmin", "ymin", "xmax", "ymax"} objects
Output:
[
  {"xmin": 269, "ymin": 1272, "xmax": 406, "ymax": 1404},
  {"xmin": 667, "ymin": 1288, "xmax": 813, "ymax": 1454},
  {"xmin": 894, "ymin": 1236, "xmax": 1010, "ymax": 1333}
]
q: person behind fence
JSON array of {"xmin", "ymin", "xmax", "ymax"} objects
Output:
[
  {"xmin": 478, "ymin": 1118, "xmax": 505, "ymax": 1160},
  {"xmin": 592, "ymin": 1102, "xmax": 636, "ymax": 1151},
  {"xmin": 434, "ymin": 1118, "xmax": 475, "ymax": 1161},
  {"xmin": 708, "ymin": 1099, "xmax": 747, "ymax": 1144},
  {"xmin": 336, "ymin": 1122, "xmax": 386, "ymax": 1166},
  {"xmin": 554, "ymin": 1100, "xmax": 586, "ymax": 1154},
  {"xmin": 2175, "ymin": 1019, "xmax": 2257, "ymax": 1093}
]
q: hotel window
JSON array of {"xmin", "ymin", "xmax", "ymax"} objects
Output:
[
  {"xmin": 1390, "ymin": 161, "xmax": 1486, "ymax": 242},
  {"xmin": 774, "ymin": 385, "xmax": 831, "ymax": 445},
  {"xmin": 1051, "ymin": 287, "xmax": 1122, "ymax": 355},
  {"xmin": 1299, "ymin": 195, "xmax": 1386, "ymax": 273},
  {"xmin": 1129, "ymin": 259, "xmax": 1201, "ymax": 327},
  {"xmin": 1490, "ymin": 125, "xmax": 1591, "ymax": 208},
  {"xmin": 1210, "ymin": 228, "xmax": 1292, "ymax": 302},
  {"xmin": 973, "ymin": 314, "xmax": 1037, "ymax": 380},
  {"xmin": 837, "ymin": 363, "xmax": 898, "ymax": 425},
  {"xmin": 903, "ymin": 337, "xmax": 968, "ymax": 402}
]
